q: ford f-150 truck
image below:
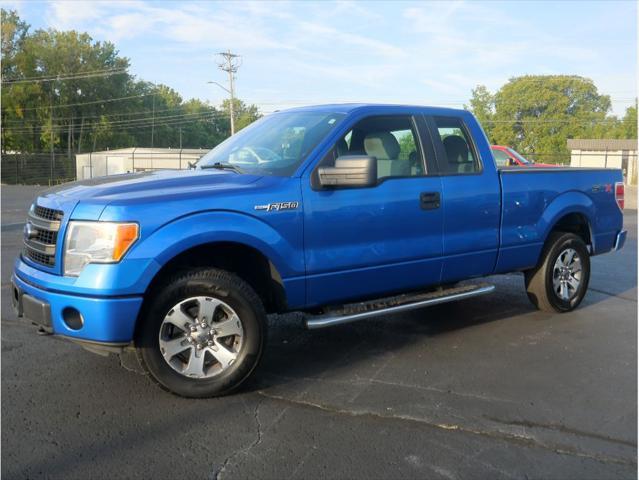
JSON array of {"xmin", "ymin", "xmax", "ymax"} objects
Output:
[{"xmin": 12, "ymin": 104, "xmax": 626, "ymax": 398}]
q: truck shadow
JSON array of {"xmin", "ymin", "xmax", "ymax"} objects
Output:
[
  {"xmin": 248, "ymin": 288, "xmax": 535, "ymax": 392},
  {"xmin": 249, "ymin": 267, "xmax": 636, "ymax": 393}
]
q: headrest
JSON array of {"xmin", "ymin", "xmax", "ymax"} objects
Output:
[
  {"xmin": 336, "ymin": 138, "xmax": 349, "ymax": 157},
  {"xmin": 364, "ymin": 132, "xmax": 400, "ymax": 160},
  {"xmin": 443, "ymin": 135, "xmax": 469, "ymax": 164}
]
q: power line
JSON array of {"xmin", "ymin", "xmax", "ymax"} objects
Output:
[
  {"xmin": 6, "ymin": 109, "xmax": 273, "ymax": 134},
  {"xmin": 3, "ymin": 105, "xmax": 191, "ymax": 123},
  {"xmin": 6, "ymin": 112, "xmax": 221, "ymax": 134},
  {"xmin": 5, "ymin": 95, "xmax": 635, "ymax": 114},
  {"xmin": 248, "ymin": 97, "xmax": 637, "ymax": 106},
  {"xmin": 2, "ymin": 67, "xmax": 127, "ymax": 82},
  {"xmin": 6, "ymin": 93, "xmax": 155, "ymax": 111},
  {"xmin": 3, "ymin": 109, "xmax": 625, "ymax": 134},
  {"xmin": 483, "ymin": 118, "xmax": 619, "ymax": 125},
  {"xmin": 2, "ymin": 68, "xmax": 128, "ymax": 84}
]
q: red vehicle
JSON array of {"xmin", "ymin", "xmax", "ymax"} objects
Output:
[{"xmin": 491, "ymin": 145, "xmax": 555, "ymax": 167}]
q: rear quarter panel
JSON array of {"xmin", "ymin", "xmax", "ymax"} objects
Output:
[{"xmin": 496, "ymin": 168, "xmax": 623, "ymax": 273}]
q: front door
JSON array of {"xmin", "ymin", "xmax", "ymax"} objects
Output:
[{"xmin": 301, "ymin": 114, "xmax": 444, "ymax": 307}]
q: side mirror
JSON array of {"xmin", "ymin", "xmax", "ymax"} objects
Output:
[{"xmin": 318, "ymin": 155, "xmax": 377, "ymax": 188}]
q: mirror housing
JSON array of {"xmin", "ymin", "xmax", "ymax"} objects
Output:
[{"xmin": 318, "ymin": 155, "xmax": 377, "ymax": 188}]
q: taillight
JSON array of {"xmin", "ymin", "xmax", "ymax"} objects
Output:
[{"xmin": 615, "ymin": 182, "xmax": 624, "ymax": 211}]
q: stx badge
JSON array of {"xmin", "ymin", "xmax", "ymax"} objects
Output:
[
  {"xmin": 592, "ymin": 184, "xmax": 612, "ymax": 193},
  {"xmin": 254, "ymin": 201, "xmax": 299, "ymax": 212}
]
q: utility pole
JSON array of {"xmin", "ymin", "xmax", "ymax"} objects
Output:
[
  {"xmin": 214, "ymin": 50, "xmax": 241, "ymax": 135},
  {"xmin": 151, "ymin": 90, "xmax": 156, "ymax": 147}
]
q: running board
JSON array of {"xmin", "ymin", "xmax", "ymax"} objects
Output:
[{"xmin": 305, "ymin": 284, "xmax": 495, "ymax": 330}]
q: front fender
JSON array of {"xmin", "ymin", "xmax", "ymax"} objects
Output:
[
  {"xmin": 126, "ymin": 211, "xmax": 305, "ymax": 290},
  {"xmin": 18, "ymin": 210, "xmax": 305, "ymax": 306}
]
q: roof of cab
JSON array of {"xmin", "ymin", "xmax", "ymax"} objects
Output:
[{"xmin": 273, "ymin": 103, "xmax": 468, "ymax": 116}]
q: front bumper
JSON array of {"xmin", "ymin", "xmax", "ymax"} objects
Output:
[{"xmin": 12, "ymin": 272, "xmax": 143, "ymax": 344}]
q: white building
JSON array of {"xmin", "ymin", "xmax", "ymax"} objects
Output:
[
  {"xmin": 567, "ymin": 139, "xmax": 638, "ymax": 185},
  {"xmin": 75, "ymin": 147, "xmax": 210, "ymax": 180}
]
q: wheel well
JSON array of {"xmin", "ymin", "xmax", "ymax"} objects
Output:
[
  {"xmin": 550, "ymin": 212, "xmax": 592, "ymax": 247},
  {"xmin": 146, "ymin": 242, "xmax": 287, "ymax": 314}
]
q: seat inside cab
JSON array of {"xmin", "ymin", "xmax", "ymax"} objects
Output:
[{"xmin": 333, "ymin": 116, "xmax": 424, "ymax": 179}]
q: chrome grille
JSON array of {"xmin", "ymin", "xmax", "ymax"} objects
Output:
[
  {"xmin": 34, "ymin": 205, "xmax": 63, "ymax": 221},
  {"xmin": 34, "ymin": 229, "xmax": 58, "ymax": 245},
  {"xmin": 23, "ymin": 204, "xmax": 63, "ymax": 267},
  {"xmin": 24, "ymin": 248, "xmax": 56, "ymax": 267}
]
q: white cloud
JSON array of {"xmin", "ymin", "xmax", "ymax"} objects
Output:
[
  {"xmin": 296, "ymin": 21, "xmax": 406, "ymax": 58},
  {"xmin": 47, "ymin": 0, "xmax": 112, "ymax": 30},
  {"xmin": 36, "ymin": 1, "xmax": 635, "ymax": 115}
]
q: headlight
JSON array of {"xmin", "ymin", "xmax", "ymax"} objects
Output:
[{"xmin": 64, "ymin": 221, "xmax": 139, "ymax": 276}]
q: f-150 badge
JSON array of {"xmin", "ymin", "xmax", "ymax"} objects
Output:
[{"xmin": 254, "ymin": 201, "xmax": 299, "ymax": 212}]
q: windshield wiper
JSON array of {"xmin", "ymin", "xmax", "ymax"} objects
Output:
[{"xmin": 200, "ymin": 162, "xmax": 244, "ymax": 174}]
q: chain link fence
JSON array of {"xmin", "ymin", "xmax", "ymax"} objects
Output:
[
  {"xmin": 1, "ymin": 152, "xmax": 76, "ymax": 185},
  {"xmin": 2, "ymin": 149, "xmax": 636, "ymax": 185}
]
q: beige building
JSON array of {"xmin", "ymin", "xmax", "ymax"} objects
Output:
[
  {"xmin": 567, "ymin": 139, "xmax": 638, "ymax": 185},
  {"xmin": 75, "ymin": 147, "xmax": 210, "ymax": 180}
]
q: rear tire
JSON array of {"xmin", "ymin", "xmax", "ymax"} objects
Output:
[
  {"xmin": 525, "ymin": 232, "xmax": 590, "ymax": 313},
  {"xmin": 135, "ymin": 268, "xmax": 266, "ymax": 398}
]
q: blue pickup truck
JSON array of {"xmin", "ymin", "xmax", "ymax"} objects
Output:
[{"xmin": 12, "ymin": 104, "xmax": 626, "ymax": 397}]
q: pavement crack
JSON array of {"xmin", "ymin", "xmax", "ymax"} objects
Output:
[
  {"xmin": 257, "ymin": 391, "xmax": 636, "ymax": 467},
  {"xmin": 365, "ymin": 377, "xmax": 515, "ymax": 404},
  {"xmin": 212, "ymin": 400, "xmax": 264, "ymax": 480},
  {"xmin": 117, "ymin": 353, "xmax": 146, "ymax": 376},
  {"xmin": 484, "ymin": 416, "xmax": 637, "ymax": 448}
]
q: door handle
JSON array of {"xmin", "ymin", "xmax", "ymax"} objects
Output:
[{"xmin": 420, "ymin": 191, "xmax": 440, "ymax": 210}]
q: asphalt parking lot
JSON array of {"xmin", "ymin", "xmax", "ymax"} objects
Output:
[{"xmin": 1, "ymin": 185, "xmax": 637, "ymax": 479}]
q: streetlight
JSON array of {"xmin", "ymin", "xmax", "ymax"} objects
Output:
[{"xmin": 208, "ymin": 81, "xmax": 235, "ymax": 136}]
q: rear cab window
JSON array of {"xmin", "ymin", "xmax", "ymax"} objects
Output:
[{"xmin": 431, "ymin": 116, "xmax": 481, "ymax": 175}]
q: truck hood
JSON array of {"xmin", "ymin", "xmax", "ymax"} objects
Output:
[
  {"xmin": 42, "ymin": 169, "xmax": 262, "ymax": 201},
  {"xmin": 36, "ymin": 169, "xmax": 264, "ymax": 219}
]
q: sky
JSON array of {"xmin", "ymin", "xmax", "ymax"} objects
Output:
[{"xmin": 5, "ymin": 0, "xmax": 638, "ymax": 115}]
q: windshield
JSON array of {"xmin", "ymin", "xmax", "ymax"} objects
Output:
[
  {"xmin": 507, "ymin": 148, "xmax": 532, "ymax": 164},
  {"xmin": 197, "ymin": 111, "xmax": 346, "ymax": 176}
]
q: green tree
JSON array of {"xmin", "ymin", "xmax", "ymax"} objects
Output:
[
  {"xmin": 1, "ymin": 9, "xmax": 260, "ymax": 157},
  {"xmin": 467, "ymin": 75, "xmax": 624, "ymax": 164},
  {"xmin": 222, "ymin": 98, "xmax": 261, "ymax": 132},
  {"xmin": 621, "ymin": 102, "xmax": 637, "ymax": 138},
  {"xmin": 1, "ymin": 9, "xmax": 29, "ymax": 79},
  {"xmin": 465, "ymin": 85, "xmax": 495, "ymax": 140}
]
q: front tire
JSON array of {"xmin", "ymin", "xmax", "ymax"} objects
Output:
[
  {"xmin": 525, "ymin": 232, "xmax": 590, "ymax": 313},
  {"xmin": 135, "ymin": 268, "xmax": 266, "ymax": 398}
]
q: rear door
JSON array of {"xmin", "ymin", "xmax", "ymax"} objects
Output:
[
  {"xmin": 301, "ymin": 114, "xmax": 444, "ymax": 307},
  {"xmin": 426, "ymin": 115, "xmax": 501, "ymax": 282}
]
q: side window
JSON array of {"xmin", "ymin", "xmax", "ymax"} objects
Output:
[
  {"xmin": 492, "ymin": 149, "xmax": 511, "ymax": 167},
  {"xmin": 433, "ymin": 116, "xmax": 480, "ymax": 175},
  {"xmin": 330, "ymin": 115, "xmax": 426, "ymax": 180}
]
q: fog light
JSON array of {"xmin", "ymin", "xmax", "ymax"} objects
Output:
[{"xmin": 62, "ymin": 307, "xmax": 83, "ymax": 330}]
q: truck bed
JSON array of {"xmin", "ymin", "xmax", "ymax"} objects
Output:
[{"xmin": 497, "ymin": 167, "xmax": 624, "ymax": 273}]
